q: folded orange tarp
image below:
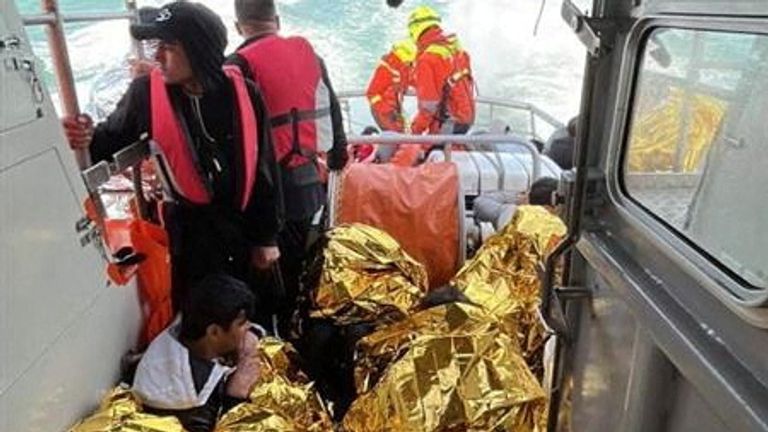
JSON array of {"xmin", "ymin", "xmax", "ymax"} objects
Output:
[
  {"xmin": 130, "ymin": 219, "xmax": 173, "ymax": 346},
  {"xmin": 336, "ymin": 162, "xmax": 460, "ymax": 288},
  {"xmin": 85, "ymin": 197, "xmax": 172, "ymax": 345}
]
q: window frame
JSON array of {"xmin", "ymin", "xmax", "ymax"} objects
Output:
[{"xmin": 607, "ymin": 15, "xmax": 768, "ymax": 310}]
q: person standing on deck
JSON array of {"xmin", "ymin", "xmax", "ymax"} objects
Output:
[
  {"xmin": 366, "ymin": 39, "xmax": 416, "ymax": 133},
  {"xmin": 227, "ymin": 0, "xmax": 348, "ymax": 335},
  {"xmin": 545, "ymin": 116, "xmax": 578, "ymax": 170},
  {"xmin": 408, "ymin": 6, "xmax": 476, "ymax": 136},
  {"xmin": 61, "ymin": 2, "xmax": 282, "ymax": 314}
]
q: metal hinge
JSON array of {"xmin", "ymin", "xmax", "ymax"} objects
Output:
[
  {"xmin": 0, "ymin": 35, "xmax": 21, "ymax": 51},
  {"xmin": 561, "ymin": 0, "xmax": 618, "ymax": 57},
  {"xmin": 76, "ymin": 216, "xmax": 101, "ymax": 248}
]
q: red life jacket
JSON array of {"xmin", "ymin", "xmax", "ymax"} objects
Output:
[
  {"xmin": 149, "ymin": 66, "xmax": 258, "ymax": 211},
  {"xmin": 237, "ymin": 34, "xmax": 333, "ymax": 169}
]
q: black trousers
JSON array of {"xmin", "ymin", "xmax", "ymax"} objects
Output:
[
  {"xmin": 247, "ymin": 217, "xmax": 313, "ymax": 335},
  {"xmin": 165, "ymin": 203, "xmax": 251, "ymax": 313}
]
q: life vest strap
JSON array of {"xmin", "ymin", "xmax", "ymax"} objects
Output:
[{"xmin": 270, "ymin": 106, "xmax": 331, "ymax": 128}]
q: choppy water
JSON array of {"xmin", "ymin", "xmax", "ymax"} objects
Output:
[{"xmin": 16, "ymin": 0, "xmax": 586, "ymax": 127}]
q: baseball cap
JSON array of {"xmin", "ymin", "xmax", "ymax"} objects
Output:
[
  {"xmin": 131, "ymin": 2, "xmax": 228, "ymax": 91},
  {"xmin": 130, "ymin": 2, "xmax": 227, "ymax": 52}
]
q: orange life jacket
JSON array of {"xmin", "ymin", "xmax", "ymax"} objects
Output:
[
  {"xmin": 237, "ymin": 34, "xmax": 333, "ymax": 169},
  {"xmin": 149, "ymin": 67, "xmax": 258, "ymax": 211}
]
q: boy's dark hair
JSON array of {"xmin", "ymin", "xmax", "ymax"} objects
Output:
[
  {"xmin": 235, "ymin": 0, "xmax": 276, "ymax": 22},
  {"xmin": 529, "ymin": 177, "xmax": 559, "ymax": 206},
  {"xmin": 180, "ymin": 274, "xmax": 255, "ymax": 340}
]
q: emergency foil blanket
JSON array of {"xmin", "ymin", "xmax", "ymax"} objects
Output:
[
  {"xmin": 626, "ymin": 87, "xmax": 726, "ymax": 173},
  {"xmin": 257, "ymin": 336, "xmax": 309, "ymax": 383},
  {"xmin": 215, "ymin": 338, "xmax": 333, "ymax": 432},
  {"xmin": 343, "ymin": 303, "xmax": 546, "ymax": 432},
  {"xmin": 214, "ymin": 375, "xmax": 333, "ymax": 432},
  {"xmin": 68, "ymin": 387, "xmax": 184, "ymax": 432},
  {"xmin": 452, "ymin": 205, "xmax": 566, "ymax": 374},
  {"xmin": 311, "ymin": 223, "xmax": 428, "ymax": 325}
]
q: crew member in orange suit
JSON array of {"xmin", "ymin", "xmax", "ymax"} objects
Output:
[
  {"xmin": 408, "ymin": 6, "xmax": 475, "ymax": 136},
  {"xmin": 366, "ymin": 39, "xmax": 416, "ymax": 132}
]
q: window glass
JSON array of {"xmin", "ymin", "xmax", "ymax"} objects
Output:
[{"xmin": 624, "ymin": 28, "xmax": 768, "ymax": 288}]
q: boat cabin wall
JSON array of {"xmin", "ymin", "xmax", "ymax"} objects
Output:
[
  {"xmin": 560, "ymin": 0, "xmax": 768, "ymax": 431},
  {"xmin": 0, "ymin": 1, "xmax": 143, "ymax": 431}
]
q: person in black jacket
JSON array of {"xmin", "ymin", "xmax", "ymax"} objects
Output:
[
  {"xmin": 62, "ymin": 2, "xmax": 283, "ymax": 312},
  {"xmin": 226, "ymin": 0, "xmax": 348, "ymax": 335},
  {"xmin": 545, "ymin": 116, "xmax": 578, "ymax": 170}
]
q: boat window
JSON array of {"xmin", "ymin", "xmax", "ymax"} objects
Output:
[{"xmin": 622, "ymin": 28, "xmax": 768, "ymax": 289}]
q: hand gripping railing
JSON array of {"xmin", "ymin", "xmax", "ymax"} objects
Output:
[{"xmin": 21, "ymin": 0, "xmax": 141, "ymax": 170}]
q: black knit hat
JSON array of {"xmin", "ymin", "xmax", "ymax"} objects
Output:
[{"xmin": 131, "ymin": 2, "xmax": 228, "ymax": 91}]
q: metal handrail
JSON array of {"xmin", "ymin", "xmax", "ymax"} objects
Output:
[
  {"xmin": 336, "ymin": 90, "xmax": 564, "ymax": 141},
  {"xmin": 21, "ymin": 0, "xmax": 140, "ymax": 170},
  {"xmin": 345, "ymin": 133, "xmax": 542, "ymax": 181},
  {"xmin": 22, "ymin": 11, "xmax": 136, "ymax": 26}
]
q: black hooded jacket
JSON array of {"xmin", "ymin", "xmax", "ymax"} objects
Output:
[{"xmin": 90, "ymin": 74, "xmax": 282, "ymax": 248}]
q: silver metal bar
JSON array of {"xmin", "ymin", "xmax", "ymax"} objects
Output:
[
  {"xmin": 326, "ymin": 170, "xmax": 340, "ymax": 228},
  {"xmin": 345, "ymin": 133, "xmax": 542, "ymax": 182},
  {"xmin": 335, "ymin": 91, "xmax": 564, "ymax": 127},
  {"xmin": 22, "ymin": 11, "xmax": 135, "ymax": 25},
  {"xmin": 80, "ymin": 161, "xmax": 111, "ymax": 218},
  {"xmin": 347, "ymin": 133, "xmax": 535, "ymax": 145},
  {"xmin": 40, "ymin": 0, "xmax": 90, "ymax": 169},
  {"xmin": 457, "ymin": 185, "xmax": 466, "ymax": 265},
  {"xmin": 489, "ymin": 103, "xmax": 495, "ymax": 126},
  {"xmin": 81, "ymin": 161, "xmax": 112, "ymax": 193},
  {"xmin": 20, "ymin": 13, "xmax": 55, "ymax": 25},
  {"xmin": 112, "ymin": 139, "xmax": 149, "ymax": 172}
]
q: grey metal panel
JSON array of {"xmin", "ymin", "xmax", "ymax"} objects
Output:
[
  {"xmin": 685, "ymin": 74, "xmax": 768, "ymax": 288},
  {"xmin": 554, "ymin": 2, "xmax": 768, "ymax": 431},
  {"xmin": 568, "ymin": 273, "xmax": 637, "ymax": 432},
  {"xmin": 639, "ymin": 0, "xmax": 768, "ymax": 16},
  {"xmin": 618, "ymin": 329, "xmax": 677, "ymax": 432},
  {"xmin": 1, "ymin": 1, "xmax": 143, "ymax": 430},
  {"xmin": 0, "ymin": 277, "xmax": 142, "ymax": 432},
  {"xmin": 0, "ymin": 148, "xmax": 143, "ymax": 431},
  {"xmin": 575, "ymin": 231, "xmax": 768, "ymax": 431},
  {"xmin": 666, "ymin": 377, "xmax": 730, "ymax": 432},
  {"xmin": 604, "ymin": 15, "xmax": 768, "ymax": 312},
  {"xmin": 0, "ymin": 0, "xmax": 49, "ymax": 166}
]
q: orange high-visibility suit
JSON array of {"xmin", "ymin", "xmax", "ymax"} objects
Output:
[
  {"xmin": 366, "ymin": 47, "xmax": 414, "ymax": 132},
  {"xmin": 411, "ymin": 27, "xmax": 475, "ymax": 135}
]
